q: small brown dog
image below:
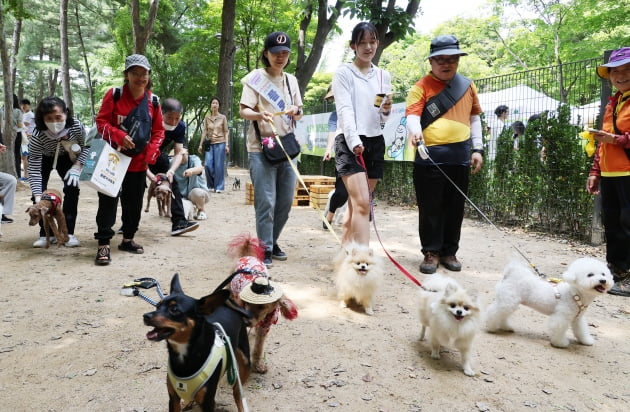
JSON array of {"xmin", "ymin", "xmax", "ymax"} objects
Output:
[
  {"xmin": 145, "ymin": 173, "xmax": 172, "ymax": 217},
  {"xmin": 25, "ymin": 189, "xmax": 69, "ymax": 248},
  {"xmin": 226, "ymin": 234, "xmax": 298, "ymax": 373}
]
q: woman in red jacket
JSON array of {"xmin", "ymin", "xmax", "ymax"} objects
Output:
[{"xmin": 94, "ymin": 54, "xmax": 164, "ymax": 265}]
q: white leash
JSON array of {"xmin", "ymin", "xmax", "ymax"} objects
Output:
[{"xmin": 417, "ymin": 143, "xmax": 545, "ymax": 277}]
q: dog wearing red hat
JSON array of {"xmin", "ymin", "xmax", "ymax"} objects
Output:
[{"xmin": 226, "ymin": 233, "xmax": 298, "ymax": 373}]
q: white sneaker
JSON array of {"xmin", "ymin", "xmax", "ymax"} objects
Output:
[
  {"xmin": 65, "ymin": 234, "xmax": 81, "ymax": 247},
  {"xmin": 215, "ymin": 189, "xmax": 223, "ymax": 193},
  {"xmin": 33, "ymin": 236, "xmax": 56, "ymax": 248},
  {"xmin": 196, "ymin": 211, "xmax": 207, "ymax": 220}
]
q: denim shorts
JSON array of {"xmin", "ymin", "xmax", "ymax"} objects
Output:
[{"xmin": 334, "ymin": 134, "xmax": 385, "ymax": 179}]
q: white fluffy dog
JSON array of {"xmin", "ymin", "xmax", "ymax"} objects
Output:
[
  {"xmin": 417, "ymin": 274, "xmax": 481, "ymax": 376},
  {"xmin": 335, "ymin": 243, "xmax": 382, "ymax": 315},
  {"xmin": 486, "ymin": 257, "xmax": 613, "ymax": 348}
]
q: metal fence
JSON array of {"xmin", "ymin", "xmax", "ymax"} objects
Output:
[{"xmin": 231, "ymin": 56, "xmax": 610, "ymax": 242}]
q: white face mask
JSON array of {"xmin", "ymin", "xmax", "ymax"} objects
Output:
[
  {"xmin": 163, "ymin": 122, "xmax": 176, "ymax": 131},
  {"xmin": 45, "ymin": 121, "xmax": 66, "ymax": 134}
]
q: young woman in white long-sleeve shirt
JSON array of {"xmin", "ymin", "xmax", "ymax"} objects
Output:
[{"xmin": 332, "ymin": 22, "xmax": 392, "ymax": 246}]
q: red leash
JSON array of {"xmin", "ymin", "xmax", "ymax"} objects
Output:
[{"xmin": 355, "ymin": 154, "xmax": 423, "ymax": 288}]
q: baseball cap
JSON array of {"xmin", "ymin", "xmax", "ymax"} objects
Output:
[
  {"xmin": 264, "ymin": 32, "xmax": 291, "ymax": 54},
  {"xmin": 597, "ymin": 47, "xmax": 630, "ymax": 79},
  {"xmin": 427, "ymin": 35, "xmax": 468, "ymax": 59},
  {"xmin": 125, "ymin": 54, "xmax": 151, "ymax": 72}
]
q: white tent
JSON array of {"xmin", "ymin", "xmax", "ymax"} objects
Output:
[{"xmin": 478, "ymin": 84, "xmax": 564, "ymax": 123}]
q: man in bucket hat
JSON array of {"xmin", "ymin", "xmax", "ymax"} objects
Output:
[
  {"xmin": 586, "ymin": 47, "xmax": 630, "ymax": 297},
  {"xmin": 405, "ymin": 35, "xmax": 484, "ymax": 274}
]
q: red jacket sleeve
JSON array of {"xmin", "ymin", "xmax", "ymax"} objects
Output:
[{"xmin": 95, "ymin": 88, "xmax": 127, "ymax": 149}]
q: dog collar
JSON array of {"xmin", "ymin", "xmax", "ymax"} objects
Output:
[
  {"xmin": 41, "ymin": 193, "xmax": 61, "ymax": 215},
  {"xmin": 167, "ymin": 331, "xmax": 228, "ymax": 403}
]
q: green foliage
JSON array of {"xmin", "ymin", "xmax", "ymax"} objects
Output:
[{"xmin": 468, "ymin": 104, "xmax": 593, "ymax": 239}]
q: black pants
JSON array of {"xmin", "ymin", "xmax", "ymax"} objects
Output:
[
  {"xmin": 149, "ymin": 153, "xmax": 187, "ymax": 228},
  {"xmin": 413, "ymin": 163, "xmax": 469, "ymax": 257},
  {"xmin": 94, "ymin": 171, "xmax": 146, "ymax": 245},
  {"xmin": 601, "ymin": 175, "xmax": 630, "ymax": 274},
  {"xmin": 39, "ymin": 154, "xmax": 80, "ymax": 236},
  {"xmin": 330, "ymin": 172, "xmax": 348, "ymax": 213},
  {"xmin": 14, "ymin": 134, "xmax": 22, "ymax": 178}
]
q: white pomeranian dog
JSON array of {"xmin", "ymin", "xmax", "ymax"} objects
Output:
[
  {"xmin": 417, "ymin": 274, "xmax": 481, "ymax": 376},
  {"xmin": 485, "ymin": 257, "xmax": 613, "ymax": 348},
  {"xmin": 334, "ymin": 243, "xmax": 382, "ymax": 315}
]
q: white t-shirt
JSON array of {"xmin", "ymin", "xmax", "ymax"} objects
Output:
[
  {"xmin": 23, "ymin": 110, "xmax": 36, "ymax": 135},
  {"xmin": 332, "ymin": 62, "xmax": 392, "ymax": 150}
]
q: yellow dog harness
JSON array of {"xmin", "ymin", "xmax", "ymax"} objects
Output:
[{"xmin": 167, "ymin": 330, "xmax": 232, "ymax": 402}]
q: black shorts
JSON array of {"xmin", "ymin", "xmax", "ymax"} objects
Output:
[{"xmin": 334, "ymin": 134, "xmax": 385, "ymax": 179}]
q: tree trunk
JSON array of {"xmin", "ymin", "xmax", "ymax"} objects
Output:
[
  {"xmin": 0, "ymin": 6, "xmax": 16, "ymax": 175},
  {"xmin": 11, "ymin": 18, "xmax": 21, "ymax": 93},
  {"xmin": 295, "ymin": 0, "xmax": 344, "ymax": 96},
  {"xmin": 74, "ymin": 2, "xmax": 95, "ymax": 122},
  {"xmin": 216, "ymin": 0, "xmax": 236, "ymax": 125},
  {"xmin": 60, "ymin": 0, "xmax": 73, "ymax": 112},
  {"xmin": 130, "ymin": 0, "xmax": 160, "ymax": 55}
]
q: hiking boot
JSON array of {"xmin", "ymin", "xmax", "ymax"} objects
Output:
[
  {"xmin": 171, "ymin": 221, "xmax": 199, "ymax": 236},
  {"xmin": 263, "ymin": 250, "xmax": 273, "ymax": 268},
  {"xmin": 272, "ymin": 244, "xmax": 287, "ymax": 261},
  {"xmin": 420, "ymin": 252, "xmax": 439, "ymax": 274},
  {"xmin": 608, "ymin": 276, "xmax": 630, "ymax": 297},
  {"xmin": 440, "ymin": 255, "xmax": 462, "ymax": 272}
]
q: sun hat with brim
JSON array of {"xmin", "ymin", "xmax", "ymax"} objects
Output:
[
  {"xmin": 239, "ymin": 277, "xmax": 283, "ymax": 304},
  {"xmin": 125, "ymin": 54, "xmax": 151, "ymax": 72},
  {"xmin": 264, "ymin": 31, "xmax": 291, "ymax": 54},
  {"xmin": 597, "ymin": 47, "xmax": 630, "ymax": 79},
  {"xmin": 427, "ymin": 35, "xmax": 468, "ymax": 59}
]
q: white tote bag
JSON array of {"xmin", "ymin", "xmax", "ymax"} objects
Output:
[{"xmin": 79, "ymin": 138, "xmax": 131, "ymax": 197}]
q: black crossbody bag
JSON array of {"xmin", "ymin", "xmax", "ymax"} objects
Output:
[{"xmin": 420, "ymin": 73, "xmax": 472, "ymax": 129}]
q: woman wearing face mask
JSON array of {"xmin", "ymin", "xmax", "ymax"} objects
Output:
[
  {"xmin": 199, "ymin": 97, "xmax": 229, "ymax": 193},
  {"xmin": 28, "ymin": 96, "xmax": 87, "ymax": 248}
]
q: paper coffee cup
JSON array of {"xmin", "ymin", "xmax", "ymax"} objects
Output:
[{"xmin": 374, "ymin": 93, "xmax": 386, "ymax": 108}]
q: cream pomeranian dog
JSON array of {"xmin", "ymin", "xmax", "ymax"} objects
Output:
[
  {"xmin": 486, "ymin": 257, "xmax": 613, "ymax": 348},
  {"xmin": 334, "ymin": 243, "xmax": 382, "ymax": 315},
  {"xmin": 417, "ymin": 274, "xmax": 481, "ymax": 376}
]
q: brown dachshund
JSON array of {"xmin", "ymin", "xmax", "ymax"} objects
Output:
[{"xmin": 25, "ymin": 189, "xmax": 69, "ymax": 248}]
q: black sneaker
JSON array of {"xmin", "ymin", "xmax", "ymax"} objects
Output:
[
  {"xmin": 263, "ymin": 250, "xmax": 273, "ymax": 268},
  {"xmin": 272, "ymin": 244, "xmax": 288, "ymax": 261},
  {"xmin": 1, "ymin": 215, "xmax": 14, "ymax": 223},
  {"xmin": 171, "ymin": 221, "xmax": 199, "ymax": 236}
]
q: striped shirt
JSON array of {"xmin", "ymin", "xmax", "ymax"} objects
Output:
[{"xmin": 27, "ymin": 118, "xmax": 87, "ymax": 196}]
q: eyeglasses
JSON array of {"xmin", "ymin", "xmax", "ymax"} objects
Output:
[
  {"xmin": 431, "ymin": 56, "xmax": 460, "ymax": 65},
  {"xmin": 128, "ymin": 70, "xmax": 149, "ymax": 78}
]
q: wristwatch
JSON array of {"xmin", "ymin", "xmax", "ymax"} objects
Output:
[{"xmin": 472, "ymin": 148, "xmax": 484, "ymax": 156}]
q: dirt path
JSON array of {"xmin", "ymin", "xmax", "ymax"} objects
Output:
[{"xmin": 0, "ymin": 168, "xmax": 628, "ymax": 412}]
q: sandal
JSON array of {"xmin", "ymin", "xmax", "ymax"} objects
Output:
[
  {"xmin": 95, "ymin": 245, "xmax": 111, "ymax": 265},
  {"xmin": 118, "ymin": 240, "xmax": 144, "ymax": 254}
]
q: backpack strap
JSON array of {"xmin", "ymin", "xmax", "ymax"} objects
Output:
[
  {"xmin": 113, "ymin": 86, "xmax": 159, "ymax": 109},
  {"xmin": 113, "ymin": 87, "xmax": 122, "ymax": 103},
  {"xmin": 420, "ymin": 73, "xmax": 472, "ymax": 129}
]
